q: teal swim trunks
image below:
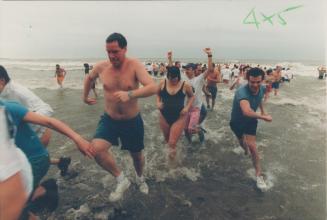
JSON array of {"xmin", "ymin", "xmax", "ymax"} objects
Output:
[{"xmin": 94, "ymin": 113, "xmax": 144, "ymax": 153}]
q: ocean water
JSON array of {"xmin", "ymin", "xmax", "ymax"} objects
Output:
[{"xmin": 0, "ymin": 58, "xmax": 326, "ymax": 220}]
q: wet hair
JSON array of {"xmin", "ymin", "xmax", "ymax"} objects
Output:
[
  {"xmin": 246, "ymin": 67, "xmax": 265, "ymax": 80},
  {"xmin": 84, "ymin": 63, "xmax": 89, "ymax": 68},
  {"xmin": 106, "ymin": 33, "xmax": 127, "ymax": 48},
  {"xmin": 166, "ymin": 66, "xmax": 181, "ymax": 81},
  {"xmin": 0, "ymin": 65, "xmax": 11, "ymax": 83}
]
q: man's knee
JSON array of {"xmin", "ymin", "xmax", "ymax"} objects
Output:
[{"xmin": 91, "ymin": 140, "xmax": 110, "ymax": 158}]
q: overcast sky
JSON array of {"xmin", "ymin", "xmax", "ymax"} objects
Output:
[{"xmin": 0, "ymin": 0, "xmax": 325, "ymax": 61}]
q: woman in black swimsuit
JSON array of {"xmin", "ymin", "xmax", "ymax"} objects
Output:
[{"xmin": 157, "ymin": 66, "xmax": 194, "ymax": 160}]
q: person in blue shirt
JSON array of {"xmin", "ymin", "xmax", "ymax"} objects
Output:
[
  {"xmin": 1, "ymin": 99, "xmax": 96, "ymax": 218},
  {"xmin": 229, "ymin": 67, "xmax": 272, "ymax": 191}
]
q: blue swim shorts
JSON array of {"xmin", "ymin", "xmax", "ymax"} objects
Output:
[
  {"xmin": 94, "ymin": 113, "xmax": 144, "ymax": 153},
  {"xmin": 229, "ymin": 119, "xmax": 258, "ymax": 139}
]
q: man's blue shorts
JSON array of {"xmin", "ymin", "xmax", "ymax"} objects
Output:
[
  {"xmin": 94, "ymin": 113, "xmax": 144, "ymax": 153},
  {"xmin": 229, "ymin": 119, "xmax": 258, "ymax": 139},
  {"xmin": 207, "ymin": 85, "xmax": 218, "ymax": 99},
  {"xmin": 272, "ymin": 82, "xmax": 280, "ymax": 89}
]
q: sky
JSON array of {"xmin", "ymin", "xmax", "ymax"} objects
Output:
[{"xmin": 0, "ymin": 0, "xmax": 326, "ymax": 61}]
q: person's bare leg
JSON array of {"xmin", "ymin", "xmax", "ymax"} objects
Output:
[
  {"xmin": 238, "ymin": 136, "xmax": 248, "ymax": 155},
  {"xmin": 130, "ymin": 152, "xmax": 144, "ymax": 177},
  {"xmin": 159, "ymin": 114, "xmax": 170, "ymax": 143},
  {"xmin": 31, "ymin": 186, "xmax": 46, "ymax": 201},
  {"xmin": 243, "ymin": 135, "xmax": 261, "ymax": 176},
  {"xmin": 0, "ymin": 172, "xmax": 28, "ymax": 220},
  {"xmin": 168, "ymin": 116, "xmax": 187, "ymax": 160},
  {"xmin": 92, "ymin": 139, "xmax": 121, "ymax": 177},
  {"xmin": 92, "ymin": 88, "xmax": 98, "ymax": 98},
  {"xmin": 205, "ymin": 95, "xmax": 210, "ymax": 109},
  {"xmin": 39, "ymin": 129, "xmax": 60, "ymax": 165},
  {"xmin": 212, "ymin": 98, "xmax": 216, "ymax": 110}
]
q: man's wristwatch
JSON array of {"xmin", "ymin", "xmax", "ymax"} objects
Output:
[
  {"xmin": 128, "ymin": 90, "xmax": 133, "ymax": 99},
  {"xmin": 208, "ymin": 54, "xmax": 212, "ymax": 58}
]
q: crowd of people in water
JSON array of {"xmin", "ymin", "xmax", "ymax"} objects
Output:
[{"xmin": 1, "ymin": 32, "xmax": 325, "ymax": 219}]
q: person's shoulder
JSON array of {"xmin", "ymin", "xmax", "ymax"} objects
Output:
[
  {"xmin": 96, "ymin": 60, "xmax": 109, "ymax": 66},
  {"xmin": 9, "ymin": 81, "xmax": 34, "ymax": 97},
  {"xmin": 237, "ymin": 84, "xmax": 248, "ymax": 94},
  {"xmin": 128, "ymin": 57, "xmax": 144, "ymax": 66},
  {"xmin": 94, "ymin": 60, "xmax": 110, "ymax": 71},
  {"xmin": 184, "ymin": 81, "xmax": 192, "ymax": 88}
]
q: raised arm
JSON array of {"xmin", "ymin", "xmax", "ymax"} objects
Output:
[
  {"xmin": 203, "ymin": 48, "xmax": 213, "ymax": 79},
  {"xmin": 167, "ymin": 51, "xmax": 173, "ymax": 67},
  {"xmin": 23, "ymin": 112, "xmax": 96, "ymax": 158}
]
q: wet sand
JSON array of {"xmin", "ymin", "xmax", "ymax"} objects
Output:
[{"xmin": 34, "ymin": 76, "xmax": 325, "ymax": 220}]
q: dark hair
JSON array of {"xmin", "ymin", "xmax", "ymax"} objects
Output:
[
  {"xmin": 106, "ymin": 33, "xmax": 127, "ymax": 48},
  {"xmin": 84, "ymin": 63, "xmax": 89, "ymax": 68},
  {"xmin": 246, "ymin": 67, "xmax": 265, "ymax": 80},
  {"xmin": 0, "ymin": 65, "xmax": 11, "ymax": 83},
  {"xmin": 166, "ymin": 66, "xmax": 181, "ymax": 81}
]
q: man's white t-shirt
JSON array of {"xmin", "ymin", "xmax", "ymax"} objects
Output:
[
  {"xmin": 186, "ymin": 73, "xmax": 205, "ymax": 109},
  {"xmin": 232, "ymin": 68, "xmax": 240, "ymax": 77},
  {"xmin": 221, "ymin": 68, "xmax": 232, "ymax": 80},
  {"xmin": 0, "ymin": 81, "xmax": 53, "ymax": 116}
]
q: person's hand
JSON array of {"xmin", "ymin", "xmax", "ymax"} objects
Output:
[
  {"xmin": 203, "ymin": 48, "xmax": 212, "ymax": 56},
  {"xmin": 180, "ymin": 107, "xmax": 189, "ymax": 116},
  {"xmin": 83, "ymin": 97, "xmax": 97, "ymax": 105},
  {"xmin": 261, "ymin": 114, "xmax": 272, "ymax": 122},
  {"xmin": 167, "ymin": 51, "xmax": 172, "ymax": 59},
  {"xmin": 114, "ymin": 91, "xmax": 130, "ymax": 102},
  {"xmin": 157, "ymin": 102, "xmax": 164, "ymax": 110},
  {"xmin": 74, "ymin": 137, "xmax": 96, "ymax": 159}
]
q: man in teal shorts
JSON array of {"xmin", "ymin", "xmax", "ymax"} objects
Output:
[{"xmin": 83, "ymin": 33, "xmax": 157, "ymax": 202}]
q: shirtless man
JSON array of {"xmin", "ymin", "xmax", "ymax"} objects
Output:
[
  {"xmin": 54, "ymin": 64, "xmax": 66, "ymax": 88},
  {"xmin": 272, "ymin": 66, "xmax": 282, "ymax": 96},
  {"xmin": 205, "ymin": 63, "xmax": 220, "ymax": 110},
  {"xmin": 83, "ymin": 33, "xmax": 157, "ymax": 202}
]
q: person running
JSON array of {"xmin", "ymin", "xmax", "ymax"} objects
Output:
[
  {"xmin": 0, "ymin": 104, "xmax": 33, "ymax": 220},
  {"xmin": 83, "ymin": 33, "xmax": 157, "ymax": 202},
  {"xmin": 157, "ymin": 66, "xmax": 194, "ymax": 160},
  {"xmin": 168, "ymin": 48, "xmax": 213, "ymax": 143},
  {"xmin": 2, "ymin": 99, "xmax": 95, "ymax": 219},
  {"xmin": 205, "ymin": 63, "xmax": 220, "ymax": 110},
  {"xmin": 263, "ymin": 69, "xmax": 274, "ymax": 102},
  {"xmin": 272, "ymin": 66, "xmax": 282, "ymax": 96},
  {"xmin": 221, "ymin": 64, "xmax": 232, "ymax": 84},
  {"xmin": 84, "ymin": 63, "xmax": 98, "ymax": 98},
  {"xmin": 229, "ymin": 67, "xmax": 272, "ymax": 191},
  {"xmin": 54, "ymin": 64, "xmax": 66, "ymax": 88},
  {"xmin": 0, "ymin": 65, "xmax": 71, "ymax": 176}
]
